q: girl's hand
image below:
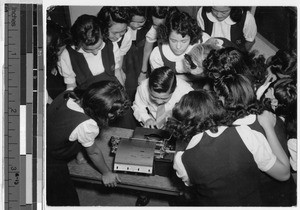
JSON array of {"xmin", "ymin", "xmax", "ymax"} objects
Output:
[
  {"xmin": 144, "ymin": 118, "xmax": 157, "ymax": 129},
  {"xmin": 258, "ymin": 110, "xmax": 276, "ymax": 130},
  {"xmin": 102, "ymin": 171, "xmax": 121, "ymax": 187}
]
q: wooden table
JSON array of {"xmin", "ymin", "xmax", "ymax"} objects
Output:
[{"xmin": 68, "ymin": 127, "xmax": 183, "ymax": 196}]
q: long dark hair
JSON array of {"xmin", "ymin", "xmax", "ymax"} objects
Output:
[
  {"xmin": 97, "ymin": 6, "xmax": 131, "ymax": 41},
  {"xmin": 70, "ymin": 14, "xmax": 102, "ymax": 50},
  {"xmin": 65, "ymin": 81, "xmax": 130, "ymax": 127},
  {"xmin": 214, "ymin": 73, "xmax": 263, "ymax": 122},
  {"xmin": 203, "ymin": 47, "xmax": 251, "ymax": 80},
  {"xmin": 166, "ymin": 90, "xmax": 229, "ymax": 143},
  {"xmin": 47, "ymin": 20, "xmax": 71, "ymax": 71},
  {"xmin": 261, "ymin": 79, "xmax": 297, "ymax": 139}
]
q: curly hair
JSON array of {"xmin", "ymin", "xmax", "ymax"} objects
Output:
[
  {"xmin": 203, "ymin": 47, "xmax": 253, "ymax": 81},
  {"xmin": 214, "ymin": 73, "xmax": 263, "ymax": 121},
  {"xmin": 245, "ymin": 50, "xmax": 268, "ymax": 90},
  {"xmin": 261, "ymin": 78, "xmax": 297, "ymax": 139},
  {"xmin": 165, "ymin": 90, "xmax": 229, "ymax": 143},
  {"xmin": 70, "ymin": 14, "xmax": 102, "ymax": 50},
  {"xmin": 157, "ymin": 10, "xmax": 202, "ymax": 45},
  {"xmin": 47, "ymin": 20, "xmax": 71, "ymax": 71},
  {"xmin": 267, "ymin": 49, "xmax": 297, "ymax": 78},
  {"xmin": 97, "ymin": 6, "xmax": 132, "ymax": 41},
  {"xmin": 65, "ymin": 81, "xmax": 130, "ymax": 128}
]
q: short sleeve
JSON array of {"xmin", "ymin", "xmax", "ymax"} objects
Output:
[
  {"xmin": 243, "ymin": 12, "xmax": 257, "ymax": 42},
  {"xmin": 69, "ymin": 119, "xmax": 99, "ymax": 148},
  {"xmin": 287, "ymin": 138, "xmax": 297, "ymax": 171},
  {"xmin": 173, "ymin": 151, "xmax": 191, "ymax": 186},
  {"xmin": 236, "ymin": 125, "xmax": 276, "ymax": 172},
  {"xmin": 201, "ymin": 32, "xmax": 211, "ymax": 43},
  {"xmin": 146, "ymin": 26, "xmax": 157, "ymax": 43},
  {"xmin": 60, "ymin": 48, "xmax": 76, "ymax": 85}
]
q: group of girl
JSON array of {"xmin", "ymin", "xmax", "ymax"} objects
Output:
[
  {"xmin": 47, "ymin": 6, "xmax": 257, "ymax": 103},
  {"xmin": 167, "ymin": 47, "xmax": 297, "ymax": 206},
  {"xmin": 46, "ymin": 6, "xmax": 297, "ymax": 206}
]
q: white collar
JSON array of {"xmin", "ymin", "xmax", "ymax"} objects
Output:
[
  {"xmin": 185, "ymin": 126, "xmax": 228, "ymax": 150},
  {"xmin": 67, "ymin": 98, "xmax": 84, "ymax": 113},
  {"xmin": 233, "ymin": 114, "xmax": 256, "ymax": 125},
  {"xmin": 77, "ymin": 42, "xmax": 106, "ymax": 54},
  {"xmin": 205, "ymin": 126, "xmax": 228, "ymax": 137},
  {"xmin": 162, "ymin": 44, "xmax": 194, "ymax": 61},
  {"xmin": 207, "ymin": 12, "xmax": 236, "ymax": 25}
]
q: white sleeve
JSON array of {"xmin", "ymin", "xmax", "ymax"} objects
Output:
[
  {"xmin": 69, "ymin": 119, "xmax": 99, "ymax": 148},
  {"xmin": 196, "ymin": 7, "xmax": 205, "ymax": 30},
  {"xmin": 287, "ymin": 138, "xmax": 297, "ymax": 171},
  {"xmin": 236, "ymin": 125, "xmax": 276, "ymax": 172},
  {"xmin": 149, "ymin": 46, "xmax": 163, "ymax": 70},
  {"xmin": 132, "ymin": 82, "xmax": 152, "ymax": 123},
  {"xmin": 243, "ymin": 12, "xmax": 257, "ymax": 42},
  {"xmin": 146, "ymin": 26, "xmax": 157, "ymax": 43},
  {"xmin": 201, "ymin": 32, "xmax": 211, "ymax": 43},
  {"xmin": 119, "ymin": 28, "xmax": 133, "ymax": 56},
  {"xmin": 173, "ymin": 151, "xmax": 191, "ymax": 186},
  {"xmin": 60, "ymin": 48, "xmax": 76, "ymax": 85}
]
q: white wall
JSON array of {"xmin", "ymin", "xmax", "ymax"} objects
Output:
[{"xmin": 69, "ymin": 6, "xmax": 103, "ymax": 25}]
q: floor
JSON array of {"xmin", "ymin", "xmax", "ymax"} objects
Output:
[{"xmin": 75, "ymin": 181, "xmax": 172, "ymax": 206}]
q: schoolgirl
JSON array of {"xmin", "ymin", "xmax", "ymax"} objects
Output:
[
  {"xmin": 60, "ymin": 14, "xmax": 117, "ymax": 90},
  {"xmin": 46, "ymin": 20, "xmax": 71, "ymax": 103},
  {"xmin": 47, "ymin": 80, "xmax": 130, "ymax": 206},
  {"xmin": 122, "ymin": 6, "xmax": 152, "ymax": 101},
  {"xmin": 167, "ymin": 90, "xmax": 289, "ymax": 206},
  {"xmin": 149, "ymin": 10, "xmax": 207, "ymax": 82},
  {"xmin": 97, "ymin": 6, "xmax": 132, "ymax": 86},
  {"xmin": 197, "ymin": 6, "xmax": 257, "ymax": 51}
]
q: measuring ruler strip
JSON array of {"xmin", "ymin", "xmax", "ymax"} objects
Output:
[
  {"xmin": 5, "ymin": 4, "xmax": 43, "ymax": 210},
  {"xmin": 36, "ymin": 4, "xmax": 43, "ymax": 210},
  {"xmin": 27, "ymin": 4, "xmax": 34, "ymax": 209},
  {"xmin": 5, "ymin": 4, "xmax": 21, "ymax": 210},
  {"xmin": 20, "ymin": 4, "xmax": 27, "ymax": 209}
]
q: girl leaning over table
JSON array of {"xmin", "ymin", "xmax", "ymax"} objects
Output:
[{"xmin": 46, "ymin": 80, "xmax": 130, "ymax": 206}]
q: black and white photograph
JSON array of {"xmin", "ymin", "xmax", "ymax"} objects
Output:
[{"xmin": 1, "ymin": 0, "xmax": 298, "ymax": 209}]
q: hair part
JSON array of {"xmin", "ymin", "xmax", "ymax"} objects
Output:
[{"xmin": 149, "ymin": 66, "xmax": 177, "ymax": 94}]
